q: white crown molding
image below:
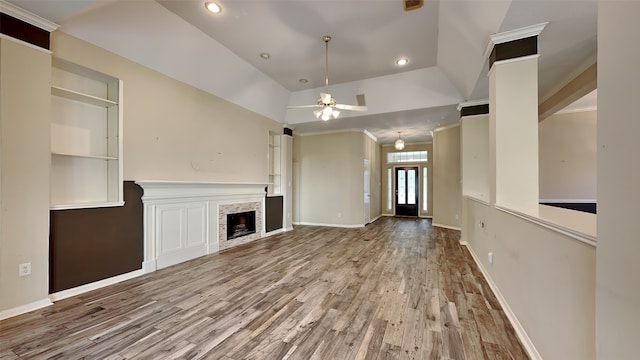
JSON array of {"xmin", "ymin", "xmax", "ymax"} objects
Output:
[
  {"xmin": 457, "ymin": 99, "xmax": 489, "ymax": 111},
  {"xmin": 0, "ymin": 0, "xmax": 59, "ymax": 32},
  {"xmin": 433, "ymin": 122, "xmax": 461, "ymax": 132},
  {"xmin": 295, "ymin": 128, "xmax": 369, "ymax": 137},
  {"xmin": 483, "ymin": 22, "xmax": 548, "ymax": 59},
  {"xmin": 363, "ymin": 129, "xmax": 378, "ymax": 143}
]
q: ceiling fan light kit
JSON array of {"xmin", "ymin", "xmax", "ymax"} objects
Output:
[{"xmin": 287, "ymin": 35, "xmax": 368, "ymax": 120}]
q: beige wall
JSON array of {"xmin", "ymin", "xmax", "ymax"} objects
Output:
[
  {"xmin": 465, "ymin": 199, "xmax": 595, "ymax": 360},
  {"xmin": 292, "ymin": 131, "xmax": 369, "ymax": 227},
  {"xmin": 51, "ymin": 32, "xmax": 282, "ymax": 183},
  {"xmin": 539, "ymin": 110, "xmax": 597, "ymax": 200},
  {"xmin": 433, "ymin": 125, "xmax": 461, "ymax": 227},
  {"xmin": 597, "ymin": 2, "xmax": 640, "ymax": 359},
  {"xmin": 0, "ymin": 39, "xmax": 52, "ymax": 313},
  {"xmin": 380, "ymin": 143, "xmax": 433, "ymax": 217},
  {"xmin": 461, "ymin": 114, "xmax": 490, "ymax": 202}
]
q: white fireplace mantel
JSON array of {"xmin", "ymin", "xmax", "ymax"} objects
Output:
[
  {"xmin": 136, "ymin": 180, "xmax": 269, "ymax": 273},
  {"xmin": 137, "ymin": 180, "xmax": 268, "ymax": 200}
]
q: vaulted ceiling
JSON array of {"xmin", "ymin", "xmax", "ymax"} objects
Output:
[{"xmin": 10, "ymin": 0, "xmax": 597, "ymax": 144}]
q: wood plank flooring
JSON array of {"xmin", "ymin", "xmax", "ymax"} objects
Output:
[{"xmin": 0, "ymin": 217, "xmax": 528, "ymax": 359}]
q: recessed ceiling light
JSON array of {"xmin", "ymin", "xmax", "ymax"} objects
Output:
[
  {"xmin": 299, "ymin": 78, "xmax": 308, "ymax": 84},
  {"xmin": 205, "ymin": 2, "xmax": 221, "ymax": 14},
  {"xmin": 396, "ymin": 58, "xmax": 409, "ymax": 66},
  {"xmin": 260, "ymin": 52, "xmax": 271, "ymax": 60}
]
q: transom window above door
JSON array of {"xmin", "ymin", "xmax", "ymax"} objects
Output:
[{"xmin": 387, "ymin": 151, "xmax": 427, "ymax": 163}]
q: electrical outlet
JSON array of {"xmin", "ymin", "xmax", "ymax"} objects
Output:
[
  {"xmin": 488, "ymin": 252, "xmax": 494, "ymax": 265},
  {"xmin": 19, "ymin": 262, "xmax": 31, "ymax": 276}
]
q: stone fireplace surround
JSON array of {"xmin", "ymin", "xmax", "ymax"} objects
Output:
[{"xmin": 136, "ymin": 181, "xmax": 267, "ymax": 272}]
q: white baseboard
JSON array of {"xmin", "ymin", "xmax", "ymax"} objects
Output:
[
  {"xmin": 264, "ymin": 228, "xmax": 286, "ymax": 237},
  {"xmin": 368, "ymin": 214, "xmax": 383, "ymax": 224},
  {"xmin": 143, "ymin": 260, "xmax": 157, "ymax": 273},
  {"xmin": 463, "ymin": 244, "xmax": 543, "ymax": 360},
  {"xmin": 432, "ymin": 222, "xmax": 461, "ymax": 231},
  {"xmin": 49, "ymin": 269, "xmax": 145, "ymax": 302},
  {"xmin": 0, "ymin": 298, "xmax": 53, "ymax": 320},
  {"xmin": 292, "ymin": 221, "xmax": 364, "ymax": 229}
]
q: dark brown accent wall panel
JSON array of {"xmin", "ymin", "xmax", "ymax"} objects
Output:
[
  {"xmin": 265, "ymin": 196, "xmax": 284, "ymax": 232},
  {"xmin": 284, "ymin": 127, "xmax": 293, "ymax": 136},
  {"xmin": 460, "ymin": 104, "xmax": 489, "ymax": 117},
  {"xmin": 489, "ymin": 36, "xmax": 537, "ymax": 68},
  {"xmin": 0, "ymin": 13, "xmax": 50, "ymax": 50},
  {"xmin": 49, "ymin": 181, "xmax": 144, "ymax": 293}
]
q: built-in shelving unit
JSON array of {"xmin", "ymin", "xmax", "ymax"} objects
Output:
[
  {"xmin": 50, "ymin": 58, "xmax": 123, "ymax": 210},
  {"xmin": 268, "ymin": 133, "xmax": 282, "ymax": 195}
]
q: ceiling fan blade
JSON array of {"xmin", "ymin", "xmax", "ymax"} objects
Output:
[
  {"xmin": 335, "ymin": 104, "xmax": 368, "ymax": 112},
  {"xmin": 288, "ymin": 104, "xmax": 323, "ymax": 109},
  {"xmin": 320, "ymin": 93, "xmax": 332, "ymax": 104}
]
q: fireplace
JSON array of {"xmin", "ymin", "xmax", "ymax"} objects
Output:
[{"xmin": 227, "ymin": 211, "xmax": 256, "ymax": 240}]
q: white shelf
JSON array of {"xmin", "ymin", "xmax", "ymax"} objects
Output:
[
  {"xmin": 51, "ymin": 86, "xmax": 118, "ymax": 108},
  {"xmin": 50, "ymin": 59, "xmax": 123, "ymax": 209},
  {"xmin": 51, "ymin": 201, "xmax": 125, "ymax": 211},
  {"xmin": 52, "ymin": 151, "xmax": 118, "ymax": 161}
]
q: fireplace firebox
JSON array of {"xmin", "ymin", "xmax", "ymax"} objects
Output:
[{"xmin": 227, "ymin": 211, "xmax": 256, "ymax": 240}]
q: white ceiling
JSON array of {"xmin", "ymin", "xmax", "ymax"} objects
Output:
[{"xmin": 8, "ymin": 0, "xmax": 597, "ymax": 144}]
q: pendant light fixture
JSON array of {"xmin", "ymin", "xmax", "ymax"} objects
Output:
[{"xmin": 395, "ymin": 132, "xmax": 405, "ymax": 150}]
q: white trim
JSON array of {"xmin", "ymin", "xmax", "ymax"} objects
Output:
[
  {"xmin": 432, "ymin": 223, "xmax": 461, "ymax": 231},
  {"xmin": 554, "ymin": 106, "xmax": 597, "ymax": 115},
  {"xmin": 368, "ymin": 214, "xmax": 383, "ymax": 224},
  {"xmin": 284, "ymin": 226, "xmax": 294, "ymax": 232},
  {"xmin": 433, "ymin": 122, "xmax": 461, "ymax": 132},
  {"xmin": 465, "ymin": 195, "xmax": 491, "ymax": 206},
  {"xmin": 0, "ymin": 298, "xmax": 53, "ymax": 320},
  {"xmin": 381, "ymin": 141, "xmax": 432, "ymax": 148},
  {"xmin": 363, "ymin": 129, "xmax": 378, "ymax": 143},
  {"xmin": 457, "ymin": 99, "xmax": 489, "ymax": 111},
  {"xmin": 295, "ymin": 128, "xmax": 380, "ymax": 142},
  {"xmin": 0, "ymin": 33, "xmax": 53, "ymax": 54},
  {"xmin": 463, "ymin": 244, "xmax": 543, "ymax": 360},
  {"xmin": 539, "ymin": 199, "xmax": 597, "ymax": 204},
  {"xmin": 420, "ymin": 215, "xmax": 433, "ymax": 219},
  {"xmin": 264, "ymin": 228, "xmax": 287, "ymax": 237},
  {"xmin": 484, "ymin": 22, "xmax": 548, "ymax": 59},
  {"xmin": 49, "ymin": 269, "xmax": 145, "ymax": 302},
  {"xmin": 50, "ymin": 201, "xmax": 125, "ymax": 211},
  {"xmin": 496, "ymin": 206, "xmax": 596, "ymax": 247},
  {"xmin": 292, "ymin": 221, "xmax": 364, "ymax": 229},
  {"xmin": 143, "ymin": 260, "xmax": 157, "ymax": 273},
  {"xmin": 0, "ymin": 0, "xmax": 60, "ymax": 32}
]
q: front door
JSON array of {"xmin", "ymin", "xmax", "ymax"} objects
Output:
[{"xmin": 395, "ymin": 167, "xmax": 419, "ymax": 216}]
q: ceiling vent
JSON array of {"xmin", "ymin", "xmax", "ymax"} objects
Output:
[{"xmin": 403, "ymin": 0, "xmax": 424, "ymax": 11}]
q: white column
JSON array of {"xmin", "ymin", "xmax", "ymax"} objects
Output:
[{"xmin": 489, "ymin": 55, "xmax": 540, "ymax": 215}]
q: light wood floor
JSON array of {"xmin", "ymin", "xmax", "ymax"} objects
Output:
[{"xmin": 0, "ymin": 217, "xmax": 528, "ymax": 359}]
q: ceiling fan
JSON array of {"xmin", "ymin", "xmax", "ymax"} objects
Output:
[{"xmin": 288, "ymin": 35, "xmax": 368, "ymax": 121}]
